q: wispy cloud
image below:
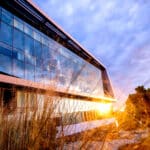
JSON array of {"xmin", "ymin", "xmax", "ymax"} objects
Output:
[{"xmin": 33, "ymin": 0, "xmax": 150, "ymax": 105}]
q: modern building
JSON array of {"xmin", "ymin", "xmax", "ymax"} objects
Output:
[{"xmin": 0, "ymin": 0, "xmax": 115, "ymax": 130}]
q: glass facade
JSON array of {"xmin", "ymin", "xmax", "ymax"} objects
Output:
[
  {"xmin": 0, "ymin": 7, "xmax": 104, "ymax": 97},
  {"xmin": 16, "ymin": 90, "xmax": 111, "ymax": 117}
]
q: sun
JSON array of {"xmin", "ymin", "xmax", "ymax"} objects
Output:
[{"xmin": 96, "ymin": 103, "xmax": 112, "ymax": 115}]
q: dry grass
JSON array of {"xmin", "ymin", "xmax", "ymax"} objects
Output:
[
  {"xmin": 119, "ymin": 136, "xmax": 150, "ymax": 150},
  {"xmin": 0, "ymin": 75, "xmax": 114, "ymax": 150},
  {"xmin": 0, "ymin": 96, "xmax": 115, "ymax": 150},
  {"xmin": 0, "ymin": 95, "xmax": 59, "ymax": 150}
]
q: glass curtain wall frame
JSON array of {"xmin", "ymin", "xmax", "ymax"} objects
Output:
[{"xmin": 0, "ymin": 6, "xmax": 104, "ymax": 97}]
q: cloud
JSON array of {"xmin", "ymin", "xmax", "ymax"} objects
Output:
[
  {"xmin": 33, "ymin": 0, "xmax": 150, "ymax": 105},
  {"xmin": 63, "ymin": 3, "xmax": 74, "ymax": 16}
]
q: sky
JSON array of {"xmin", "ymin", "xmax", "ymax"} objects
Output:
[{"xmin": 33, "ymin": 0, "xmax": 150, "ymax": 107}]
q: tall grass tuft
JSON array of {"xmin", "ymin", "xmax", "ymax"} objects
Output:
[{"xmin": 0, "ymin": 97, "xmax": 57, "ymax": 150}]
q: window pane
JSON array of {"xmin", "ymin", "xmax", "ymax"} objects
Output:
[
  {"xmin": 0, "ymin": 6, "xmax": 2, "ymax": 20},
  {"xmin": 25, "ymin": 54, "xmax": 36, "ymax": 65},
  {"xmin": 14, "ymin": 17, "xmax": 23, "ymax": 31},
  {"xmin": 34, "ymin": 40, "xmax": 42, "ymax": 67},
  {"xmin": 35, "ymin": 68, "xmax": 43, "ymax": 82},
  {"xmin": 25, "ymin": 63, "xmax": 35, "ymax": 81},
  {"xmin": 24, "ymin": 34, "xmax": 34, "ymax": 56},
  {"xmin": 0, "ymin": 45, "xmax": 12, "ymax": 56},
  {"xmin": 13, "ymin": 29, "xmax": 24, "ymax": 50},
  {"xmin": 24, "ymin": 23, "xmax": 33, "ymax": 37},
  {"xmin": 1, "ymin": 8, "xmax": 13, "ymax": 25},
  {"xmin": 58, "ymin": 52, "xmax": 70, "ymax": 75},
  {"xmin": 52, "ymin": 44, "xmax": 104, "ymax": 96},
  {"xmin": 0, "ymin": 54, "xmax": 12, "ymax": 74},
  {"xmin": 34, "ymin": 40, "xmax": 42, "ymax": 59},
  {"xmin": 12, "ymin": 50, "xmax": 24, "ymax": 61},
  {"xmin": 13, "ymin": 59, "xmax": 25, "ymax": 78},
  {"xmin": 0, "ymin": 22, "xmax": 12, "ymax": 45},
  {"xmin": 38, "ymin": 68, "xmax": 51, "ymax": 83},
  {"xmin": 42, "ymin": 35, "xmax": 49, "ymax": 47},
  {"xmin": 42, "ymin": 45, "xmax": 51, "ymax": 71},
  {"xmin": 33, "ymin": 31, "xmax": 41, "ymax": 42},
  {"xmin": 49, "ymin": 38, "xmax": 55, "ymax": 48}
]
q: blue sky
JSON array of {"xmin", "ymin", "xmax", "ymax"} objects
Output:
[{"xmin": 33, "ymin": 0, "xmax": 150, "ymax": 106}]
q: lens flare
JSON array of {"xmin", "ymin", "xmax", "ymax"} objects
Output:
[{"xmin": 97, "ymin": 103, "xmax": 112, "ymax": 115}]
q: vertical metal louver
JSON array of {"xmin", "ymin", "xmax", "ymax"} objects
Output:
[
  {"xmin": 15, "ymin": 0, "xmax": 43, "ymax": 21},
  {"xmin": 68, "ymin": 40, "xmax": 81, "ymax": 51},
  {"xmin": 45, "ymin": 22, "xmax": 66, "ymax": 39}
]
